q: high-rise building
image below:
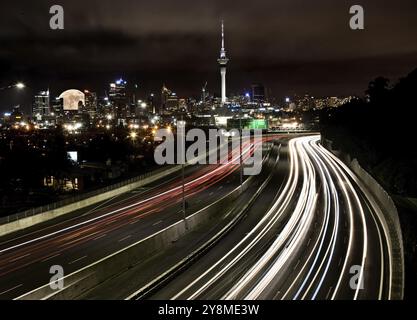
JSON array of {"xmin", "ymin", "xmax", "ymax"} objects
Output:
[
  {"xmin": 161, "ymin": 85, "xmax": 179, "ymax": 114},
  {"xmin": 83, "ymin": 90, "xmax": 98, "ymax": 118},
  {"xmin": 51, "ymin": 97, "xmax": 63, "ymax": 116},
  {"xmin": 109, "ymin": 79, "xmax": 128, "ymax": 120},
  {"xmin": 217, "ymin": 21, "xmax": 229, "ymax": 105},
  {"xmin": 201, "ymin": 81, "xmax": 208, "ymax": 104},
  {"xmin": 32, "ymin": 90, "xmax": 50, "ymax": 119},
  {"xmin": 148, "ymin": 93, "xmax": 156, "ymax": 114}
]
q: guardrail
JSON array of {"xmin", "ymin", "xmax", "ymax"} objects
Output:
[{"xmin": 0, "ymin": 166, "xmax": 174, "ymax": 226}]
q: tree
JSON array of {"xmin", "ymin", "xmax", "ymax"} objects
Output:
[{"xmin": 366, "ymin": 76, "xmax": 390, "ymax": 105}]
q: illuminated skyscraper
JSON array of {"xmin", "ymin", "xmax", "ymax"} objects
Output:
[
  {"xmin": 51, "ymin": 97, "xmax": 63, "ymax": 116},
  {"xmin": 83, "ymin": 90, "xmax": 98, "ymax": 118},
  {"xmin": 32, "ymin": 90, "xmax": 50, "ymax": 118},
  {"xmin": 161, "ymin": 85, "xmax": 179, "ymax": 114},
  {"xmin": 109, "ymin": 79, "xmax": 128, "ymax": 120},
  {"xmin": 148, "ymin": 93, "xmax": 156, "ymax": 114},
  {"xmin": 217, "ymin": 21, "xmax": 229, "ymax": 104}
]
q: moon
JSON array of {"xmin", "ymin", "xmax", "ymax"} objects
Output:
[{"xmin": 59, "ymin": 89, "xmax": 85, "ymax": 111}]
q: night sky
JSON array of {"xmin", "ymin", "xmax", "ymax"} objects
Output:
[{"xmin": 1, "ymin": 0, "xmax": 417, "ymax": 113}]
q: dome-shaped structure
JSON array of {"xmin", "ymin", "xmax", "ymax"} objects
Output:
[{"xmin": 59, "ymin": 89, "xmax": 85, "ymax": 111}]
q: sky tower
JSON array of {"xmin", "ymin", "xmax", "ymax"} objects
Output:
[{"xmin": 218, "ymin": 20, "xmax": 229, "ymax": 104}]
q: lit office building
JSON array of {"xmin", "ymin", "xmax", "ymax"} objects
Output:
[
  {"xmin": 161, "ymin": 85, "xmax": 179, "ymax": 114},
  {"xmin": 109, "ymin": 79, "xmax": 129, "ymax": 122},
  {"xmin": 32, "ymin": 90, "xmax": 50, "ymax": 119},
  {"xmin": 51, "ymin": 97, "xmax": 63, "ymax": 116},
  {"xmin": 83, "ymin": 90, "xmax": 98, "ymax": 118}
]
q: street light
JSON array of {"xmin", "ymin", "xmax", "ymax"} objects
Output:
[{"xmin": 0, "ymin": 82, "xmax": 26, "ymax": 91}]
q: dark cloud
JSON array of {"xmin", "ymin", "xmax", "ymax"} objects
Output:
[{"xmin": 1, "ymin": 0, "xmax": 417, "ymax": 112}]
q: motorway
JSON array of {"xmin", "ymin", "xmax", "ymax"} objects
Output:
[
  {"xmin": 0, "ymin": 139, "xmax": 263, "ymax": 299},
  {"xmin": 148, "ymin": 135, "xmax": 393, "ymax": 300},
  {"xmin": 0, "ymin": 134, "xmax": 395, "ymax": 300}
]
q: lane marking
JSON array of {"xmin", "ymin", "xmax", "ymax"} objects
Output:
[
  {"xmin": 9, "ymin": 253, "xmax": 31, "ymax": 263},
  {"xmin": 81, "ymin": 195, "xmax": 120, "ymax": 217},
  {"xmin": 118, "ymin": 235, "xmax": 132, "ymax": 242},
  {"xmin": 68, "ymin": 255, "xmax": 87, "ymax": 265},
  {"xmin": 0, "ymin": 284, "xmax": 23, "ymax": 296},
  {"xmin": 152, "ymin": 220, "xmax": 163, "ymax": 227},
  {"xmin": 325, "ymin": 286, "xmax": 333, "ymax": 299},
  {"xmin": 93, "ymin": 234, "xmax": 107, "ymax": 241},
  {"xmin": 293, "ymin": 259, "xmax": 300, "ymax": 270},
  {"xmin": 130, "ymin": 188, "xmax": 148, "ymax": 194},
  {"xmin": 41, "ymin": 253, "xmax": 61, "ymax": 263}
]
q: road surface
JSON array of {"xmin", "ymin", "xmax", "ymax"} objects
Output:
[
  {"xmin": 0, "ymin": 134, "xmax": 395, "ymax": 300},
  {"xmin": 149, "ymin": 135, "xmax": 393, "ymax": 300},
  {"xmin": 0, "ymin": 139, "xmax": 264, "ymax": 299}
]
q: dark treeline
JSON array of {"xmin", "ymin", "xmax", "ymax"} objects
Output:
[{"xmin": 320, "ymin": 68, "xmax": 417, "ymax": 197}]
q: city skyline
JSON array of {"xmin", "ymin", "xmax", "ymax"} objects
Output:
[{"xmin": 1, "ymin": 0, "xmax": 417, "ymax": 113}]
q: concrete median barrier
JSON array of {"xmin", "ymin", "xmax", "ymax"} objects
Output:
[{"xmin": 0, "ymin": 166, "xmax": 183, "ymax": 237}]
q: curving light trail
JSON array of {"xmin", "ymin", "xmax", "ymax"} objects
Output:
[{"xmin": 171, "ymin": 135, "xmax": 393, "ymax": 300}]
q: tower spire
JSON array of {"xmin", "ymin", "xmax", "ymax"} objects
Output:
[
  {"xmin": 218, "ymin": 20, "xmax": 229, "ymax": 104},
  {"xmin": 221, "ymin": 20, "xmax": 225, "ymax": 50},
  {"xmin": 220, "ymin": 20, "xmax": 226, "ymax": 58}
]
